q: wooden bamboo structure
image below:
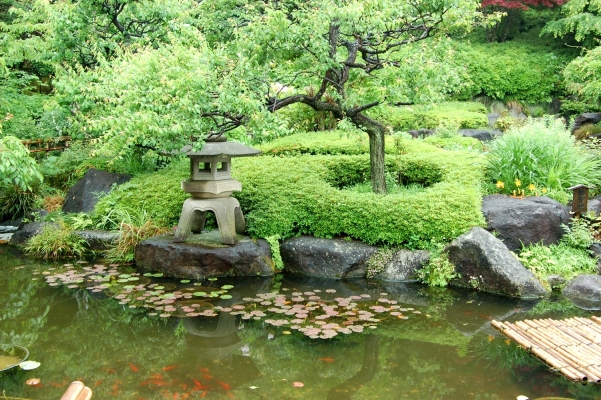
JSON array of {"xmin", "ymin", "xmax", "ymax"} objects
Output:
[
  {"xmin": 492, "ymin": 317, "xmax": 601, "ymax": 383},
  {"xmin": 21, "ymin": 136, "xmax": 72, "ymax": 153}
]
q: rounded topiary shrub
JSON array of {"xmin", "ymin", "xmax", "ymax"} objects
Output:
[{"xmin": 95, "ymin": 132, "xmax": 485, "ymax": 249}]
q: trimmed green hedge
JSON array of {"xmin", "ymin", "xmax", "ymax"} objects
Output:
[
  {"xmin": 95, "ymin": 132, "xmax": 485, "ymax": 248},
  {"xmin": 367, "ymin": 102, "xmax": 489, "ymax": 132},
  {"xmin": 451, "ymin": 41, "xmax": 572, "ymax": 104}
]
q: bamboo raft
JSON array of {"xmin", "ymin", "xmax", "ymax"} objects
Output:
[{"xmin": 492, "ymin": 317, "xmax": 601, "ymax": 383}]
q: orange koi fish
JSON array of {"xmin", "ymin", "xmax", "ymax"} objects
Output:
[
  {"xmin": 319, "ymin": 357, "xmax": 335, "ymax": 363},
  {"xmin": 216, "ymin": 381, "xmax": 231, "ymax": 391},
  {"xmin": 130, "ymin": 363, "xmax": 140, "ymax": 372},
  {"xmin": 163, "ymin": 365, "xmax": 178, "ymax": 371}
]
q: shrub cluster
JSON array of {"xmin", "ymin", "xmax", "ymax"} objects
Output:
[
  {"xmin": 96, "ymin": 132, "xmax": 485, "ymax": 248},
  {"xmin": 451, "ymin": 41, "xmax": 571, "ymax": 104},
  {"xmin": 367, "ymin": 102, "xmax": 489, "ymax": 132},
  {"xmin": 486, "ymin": 117, "xmax": 601, "ymax": 203}
]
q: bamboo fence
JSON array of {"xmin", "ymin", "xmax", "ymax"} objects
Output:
[
  {"xmin": 21, "ymin": 136, "xmax": 72, "ymax": 153},
  {"xmin": 492, "ymin": 317, "xmax": 601, "ymax": 383}
]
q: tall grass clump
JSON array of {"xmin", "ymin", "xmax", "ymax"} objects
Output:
[
  {"xmin": 486, "ymin": 117, "xmax": 601, "ymax": 203},
  {"xmin": 24, "ymin": 222, "xmax": 88, "ymax": 260},
  {"xmin": 103, "ymin": 209, "xmax": 169, "ymax": 263}
]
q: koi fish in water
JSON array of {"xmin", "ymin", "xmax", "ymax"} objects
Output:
[{"xmin": 319, "ymin": 357, "xmax": 335, "ymax": 363}]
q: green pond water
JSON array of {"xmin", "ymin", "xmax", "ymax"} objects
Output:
[{"xmin": 1, "ymin": 246, "xmax": 600, "ymax": 400}]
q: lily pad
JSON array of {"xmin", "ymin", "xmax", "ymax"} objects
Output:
[{"xmin": 19, "ymin": 360, "xmax": 40, "ymax": 370}]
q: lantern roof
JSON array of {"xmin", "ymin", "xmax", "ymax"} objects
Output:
[{"xmin": 185, "ymin": 140, "xmax": 261, "ymax": 158}]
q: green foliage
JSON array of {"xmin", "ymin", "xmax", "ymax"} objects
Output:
[
  {"xmin": 416, "ymin": 246, "xmax": 459, "ymax": 287},
  {"xmin": 94, "ymin": 161, "xmax": 189, "ymax": 228},
  {"xmin": 450, "ymin": 41, "xmax": 571, "ymax": 103},
  {"xmin": 53, "ymin": 37, "xmax": 279, "ymax": 162},
  {"xmin": 0, "ymin": 135, "xmax": 43, "ymax": 191},
  {"xmin": 366, "ymin": 248, "xmax": 395, "ymax": 278},
  {"xmin": 367, "ymin": 102, "xmax": 489, "ymax": 132},
  {"xmin": 561, "ymin": 217, "xmax": 595, "ymax": 250},
  {"xmin": 486, "ymin": 117, "xmax": 601, "ymax": 203},
  {"xmin": 259, "ymin": 130, "xmax": 371, "ymax": 156},
  {"xmin": 518, "ymin": 242, "xmax": 597, "ymax": 285},
  {"xmin": 103, "ymin": 209, "xmax": 169, "ymax": 263},
  {"xmin": 563, "ymin": 46, "xmax": 601, "ymax": 109},
  {"xmin": 97, "ymin": 133, "xmax": 485, "ymax": 248},
  {"xmin": 542, "ymin": 0, "xmax": 601, "ymax": 45},
  {"xmin": 23, "ymin": 222, "xmax": 88, "ymax": 260},
  {"xmin": 0, "ymin": 78, "xmax": 58, "ymax": 140},
  {"xmin": 0, "ymin": 182, "xmax": 39, "ymax": 221},
  {"xmin": 264, "ymin": 235, "xmax": 284, "ymax": 271}
]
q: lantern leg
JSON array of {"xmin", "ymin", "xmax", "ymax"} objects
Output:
[
  {"xmin": 191, "ymin": 209, "xmax": 207, "ymax": 234},
  {"xmin": 234, "ymin": 206, "xmax": 246, "ymax": 234},
  {"xmin": 213, "ymin": 198, "xmax": 238, "ymax": 245},
  {"xmin": 173, "ymin": 198, "xmax": 196, "ymax": 243}
]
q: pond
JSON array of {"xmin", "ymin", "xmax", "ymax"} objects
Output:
[{"xmin": 1, "ymin": 246, "xmax": 600, "ymax": 400}]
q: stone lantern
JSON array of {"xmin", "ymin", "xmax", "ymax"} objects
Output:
[{"xmin": 173, "ymin": 136, "xmax": 261, "ymax": 244}]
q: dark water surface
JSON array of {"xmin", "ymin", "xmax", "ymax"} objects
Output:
[{"xmin": 1, "ymin": 247, "xmax": 600, "ymax": 400}]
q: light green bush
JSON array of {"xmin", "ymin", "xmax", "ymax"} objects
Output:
[
  {"xmin": 367, "ymin": 102, "xmax": 488, "ymax": 132},
  {"xmin": 486, "ymin": 117, "xmax": 601, "ymax": 203},
  {"xmin": 451, "ymin": 41, "xmax": 571, "ymax": 104},
  {"xmin": 518, "ymin": 243, "xmax": 597, "ymax": 287},
  {"xmin": 96, "ymin": 132, "xmax": 485, "ymax": 248}
]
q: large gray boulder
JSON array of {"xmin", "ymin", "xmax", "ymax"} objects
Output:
[
  {"xmin": 62, "ymin": 169, "xmax": 131, "ymax": 213},
  {"xmin": 458, "ymin": 129, "xmax": 499, "ymax": 142},
  {"xmin": 572, "ymin": 113, "xmax": 601, "ymax": 133},
  {"xmin": 446, "ymin": 227, "xmax": 548, "ymax": 298},
  {"xmin": 135, "ymin": 231, "xmax": 275, "ymax": 279},
  {"xmin": 373, "ymin": 250, "xmax": 430, "ymax": 282},
  {"xmin": 73, "ymin": 230, "xmax": 120, "ymax": 251},
  {"xmin": 482, "ymin": 195, "xmax": 570, "ymax": 252},
  {"xmin": 588, "ymin": 198, "xmax": 601, "ymax": 216},
  {"xmin": 280, "ymin": 236, "xmax": 377, "ymax": 279},
  {"xmin": 563, "ymin": 275, "xmax": 601, "ymax": 310}
]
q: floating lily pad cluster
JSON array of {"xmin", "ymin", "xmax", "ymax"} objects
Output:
[
  {"xmin": 38, "ymin": 263, "xmax": 233, "ymax": 318},
  {"xmin": 38, "ymin": 263, "xmax": 422, "ymax": 339},
  {"xmin": 213, "ymin": 290, "xmax": 420, "ymax": 339}
]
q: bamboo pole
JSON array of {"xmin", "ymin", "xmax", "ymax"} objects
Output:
[
  {"xmin": 525, "ymin": 321, "xmax": 573, "ymax": 347},
  {"xmin": 512, "ymin": 322, "xmax": 557, "ymax": 349},
  {"xmin": 591, "ymin": 316, "xmax": 601, "ymax": 325},
  {"xmin": 547, "ymin": 320, "xmax": 593, "ymax": 345}
]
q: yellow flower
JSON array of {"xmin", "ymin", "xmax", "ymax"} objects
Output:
[
  {"xmin": 542, "ymin": 187, "xmax": 548, "ymax": 193},
  {"xmin": 528, "ymin": 184, "xmax": 536, "ymax": 192},
  {"xmin": 495, "ymin": 181, "xmax": 504, "ymax": 189},
  {"xmin": 514, "ymin": 178, "xmax": 521, "ymax": 187}
]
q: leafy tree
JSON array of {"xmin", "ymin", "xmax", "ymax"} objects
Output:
[
  {"xmin": 481, "ymin": 0, "xmax": 566, "ymax": 42},
  {"xmin": 542, "ymin": 0, "xmax": 601, "ymax": 46},
  {"xmin": 50, "ymin": 0, "xmax": 482, "ymax": 193},
  {"xmin": 52, "ymin": 35, "xmax": 273, "ymax": 160},
  {"xmin": 540, "ymin": 1, "xmax": 601, "ymax": 111},
  {"xmin": 198, "ymin": 0, "xmax": 482, "ymax": 193},
  {"xmin": 562, "ymin": 45, "xmax": 601, "ymax": 108},
  {"xmin": 0, "ymin": 135, "xmax": 43, "ymax": 191}
]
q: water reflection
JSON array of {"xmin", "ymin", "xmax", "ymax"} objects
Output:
[
  {"xmin": 183, "ymin": 313, "xmax": 261, "ymax": 391},
  {"xmin": 1, "ymin": 249, "xmax": 601, "ymax": 399}
]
